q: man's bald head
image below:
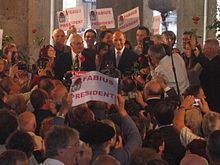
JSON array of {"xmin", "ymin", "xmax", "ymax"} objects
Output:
[
  {"xmin": 113, "ymin": 31, "xmax": 126, "ymax": 51},
  {"xmin": 180, "ymin": 154, "xmax": 208, "ymax": 165},
  {"xmin": 18, "ymin": 112, "xmax": 36, "ymax": 132},
  {"xmin": 52, "ymin": 29, "xmax": 66, "ymax": 46},
  {"xmin": 51, "ymin": 84, "xmax": 68, "ymax": 105},
  {"xmin": 144, "ymin": 81, "xmax": 163, "ymax": 99}
]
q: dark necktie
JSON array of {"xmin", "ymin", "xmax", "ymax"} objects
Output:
[{"xmin": 73, "ymin": 54, "xmax": 80, "ymax": 71}]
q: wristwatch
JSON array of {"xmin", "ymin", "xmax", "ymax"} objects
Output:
[{"xmin": 179, "ymin": 106, "xmax": 188, "ymax": 111}]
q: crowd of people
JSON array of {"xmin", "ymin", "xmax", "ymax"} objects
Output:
[{"xmin": 0, "ymin": 24, "xmax": 220, "ymax": 165}]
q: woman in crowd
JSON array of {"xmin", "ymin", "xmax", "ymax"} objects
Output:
[
  {"xmin": 39, "ymin": 45, "xmax": 56, "ymax": 69},
  {"xmin": 182, "ymin": 40, "xmax": 202, "ymax": 85}
]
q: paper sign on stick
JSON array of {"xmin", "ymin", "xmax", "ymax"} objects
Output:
[
  {"xmin": 70, "ymin": 71, "xmax": 118, "ymax": 106},
  {"xmin": 57, "ymin": 11, "xmax": 70, "ymax": 31},
  {"xmin": 89, "ymin": 8, "xmax": 115, "ymax": 29},
  {"xmin": 0, "ymin": 29, "xmax": 3, "ymax": 50},
  {"xmin": 118, "ymin": 7, "xmax": 140, "ymax": 32},
  {"xmin": 152, "ymin": 15, "xmax": 161, "ymax": 34},
  {"xmin": 65, "ymin": 6, "xmax": 85, "ymax": 29}
]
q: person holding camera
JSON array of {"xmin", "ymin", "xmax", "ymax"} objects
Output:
[{"xmin": 134, "ymin": 26, "xmax": 150, "ymax": 56}]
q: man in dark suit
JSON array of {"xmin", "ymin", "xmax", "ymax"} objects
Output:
[
  {"xmin": 195, "ymin": 39, "xmax": 220, "ymax": 113},
  {"xmin": 53, "ymin": 29, "xmax": 96, "ymax": 80},
  {"xmin": 53, "ymin": 29, "xmax": 72, "ymax": 81},
  {"xmin": 69, "ymin": 34, "xmax": 96, "ymax": 72},
  {"xmin": 100, "ymin": 31, "xmax": 137, "ymax": 77}
]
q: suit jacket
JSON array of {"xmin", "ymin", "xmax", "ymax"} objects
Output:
[
  {"xmin": 100, "ymin": 47, "xmax": 137, "ymax": 76},
  {"xmin": 54, "ymin": 45, "xmax": 72, "ymax": 81},
  {"xmin": 54, "ymin": 46, "xmax": 96, "ymax": 80},
  {"xmin": 198, "ymin": 54, "xmax": 220, "ymax": 113}
]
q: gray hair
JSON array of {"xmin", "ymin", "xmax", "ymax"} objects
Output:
[
  {"xmin": 70, "ymin": 34, "xmax": 83, "ymax": 45},
  {"xmin": 45, "ymin": 126, "xmax": 79, "ymax": 158},
  {"xmin": 148, "ymin": 44, "xmax": 166, "ymax": 60}
]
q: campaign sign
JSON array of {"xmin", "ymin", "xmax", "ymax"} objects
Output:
[
  {"xmin": 118, "ymin": 7, "xmax": 140, "ymax": 32},
  {"xmin": 90, "ymin": 8, "xmax": 115, "ymax": 29},
  {"xmin": 0, "ymin": 29, "xmax": 3, "ymax": 50},
  {"xmin": 65, "ymin": 6, "xmax": 85, "ymax": 29},
  {"xmin": 152, "ymin": 15, "xmax": 161, "ymax": 34},
  {"xmin": 57, "ymin": 11, "xmax": 70, "ymax": 31},
  {"xmin": 70, "ymin": 71, "xmax": 118, "ymax": 106}
]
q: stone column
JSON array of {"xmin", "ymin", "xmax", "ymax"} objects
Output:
[
  {"xmin": 0, "ymin": 0, "xmax": 28, "ymax": 50},
  {"xmin": 28, "ymin": 0, "xmax": 51, "ymax": 63}
]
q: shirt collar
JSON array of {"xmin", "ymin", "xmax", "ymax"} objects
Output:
[
  {"xmin": 43, "ymin": 158, "xmax": 65, "ymax": 165},
  {"xmin": 71, "ymin": 50, "xmax": 82, "ymax": 58},
  {"xmin": 115, "ymin": 46, "xmax": 125, "ymax": 55}
]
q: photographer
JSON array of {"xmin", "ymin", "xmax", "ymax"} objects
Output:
[
  {"xmin": 30, "ymin": 57, "xmax": 54, "ymax": 89},
  {"xmin": 120, "ymin": 77, "xmax": 143, "ymax": 116}
]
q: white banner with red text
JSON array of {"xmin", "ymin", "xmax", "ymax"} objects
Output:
[
  {"xmin": 70, "ymin": 71, "xmax": 118, "ymax": 106},
  {"xmin": 57, "ymin": 11, "xmax": 70, "ymax": 31},
  {"xmin": 0, "ymin": 29, "xmax": 3, "ymax": 50},
  {"xmin": 118, "ymin": 7, "xmax": 140, "ymax": 32},
  {"xmin": 89, "ymin": 8, "xmax": 115, "ymax": 29}
]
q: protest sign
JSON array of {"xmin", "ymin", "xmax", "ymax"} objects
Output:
[
  {"xmin": 89, "ymin": 8, "xmax": 115, "ymax": 29},
  {"xmin": 65, "ymin": 6, "xmax": 85, "ymax": 29},
  {"xmin": 152, "ymin": 15, "xmax": 161, "ymax": 34},
  {"xmin": 0, "ymin": 29, "xmax": 3, "ymax": 50},
  {"xmin": 70, "ymin": 71, "xmax": 118, "ymax": 106},
  {"xmin": 118, "ymin": 7, "xmax": 140, "ymax": 32},
  {"xmin": 57, "ymin": 11, "xmax": 70, "ymax": 31}
]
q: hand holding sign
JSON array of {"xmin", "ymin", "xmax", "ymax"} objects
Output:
[{"xmin": 115, "ymin": 94, "xmax": 127, "ymax": 117}]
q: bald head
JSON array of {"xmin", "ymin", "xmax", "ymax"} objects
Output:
[
  {"xmin": 18, "ymin": 112, "xmax": 36, "ymax": 132},
  {"xmin": 51, "ymin": 84, "xmax": 68, "ymax": 105},
  {"xmin": 144, "ymin": 81, "xmax": 162, "ymax": 99},
  {"xmin": 92, "ymin": 155, "xmax": 120, "ymax": 165},
  {"xmin": 52, "ymin": 29, "xmax": 66, "ymax": 46},
  {"xmin": 180, "ymin": 154, "xmax": 208, "ymax": 165},
  {"xmin": 113, "ymin": 31, "xmax": 126, "ymax": 51}
]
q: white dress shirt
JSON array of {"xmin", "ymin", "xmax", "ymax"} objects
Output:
[
  {"xmin": 42, "ymin": 158, "xmax": 64, "ymax": 165},
  {"xmin": 71, "ymin": 50, "xmax": 82, "ymax": 68},
  {"xmin": 151, "ymin": 53, "xmax": 189, "ymax": 94},
  {"xmin": 115, "ymin": 46, "xmax": 125, "ymax": 67}
]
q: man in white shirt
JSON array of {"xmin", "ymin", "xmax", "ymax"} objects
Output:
[{"xmin": 148, "ymin": 44, "xmax": 189, "ymax": 95}]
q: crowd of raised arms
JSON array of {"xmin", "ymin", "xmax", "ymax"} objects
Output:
[{"xmin": 0, "ymin": 24, "xmax": 220, "ymax": 165}]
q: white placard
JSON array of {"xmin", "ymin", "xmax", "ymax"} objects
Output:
[
  {"xmin": 90, "ymin": 8, "xmax": 115, "ymax": 29},
  {"xmin": 65, "ymin": 6, "xmax": 85, "ymax": 29},
  {"xmin": 0, "ymin": 29, "xmax": 3, "ymax": 50},
  {"xmin": 118, "ymin": 7, "xmax": 140, "ymax": 32},
  {"xmin": 152, "ymin": 15, "xmax": 161, "ymax": 34},
  {"xmin": 70, "ymin": 71, "xmax": 118, "ymax": 106},
  {"xmin": 57, "ymin": 11, "xmax": 70, "ymax": 31}
]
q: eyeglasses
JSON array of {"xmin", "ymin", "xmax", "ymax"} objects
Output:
[
  {"xmin": 64, "ymin": 142, "xmax": 80, "ymax": 149},
  {"xmin": 182, "ymin": 38, "xmax": 190, "ymax": 41}
]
